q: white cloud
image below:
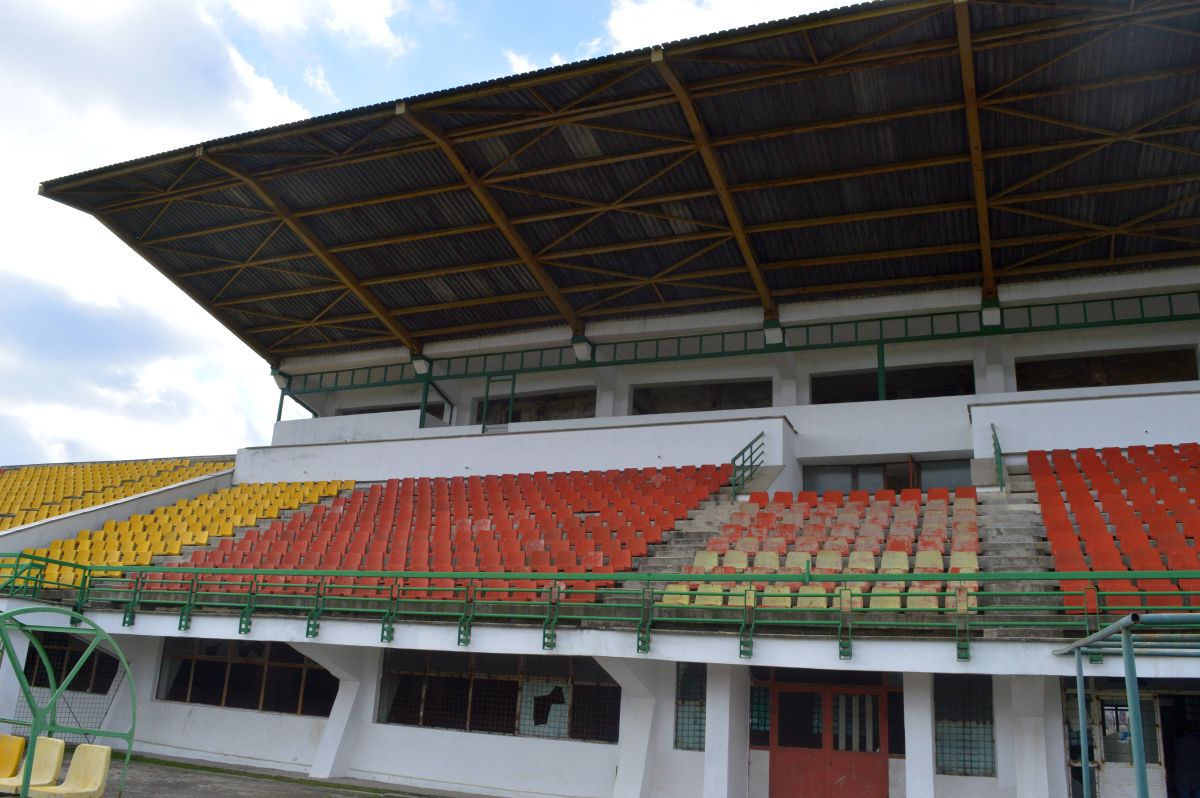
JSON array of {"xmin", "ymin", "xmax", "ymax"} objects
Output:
[
  {"xmin": 214, "ymin": 0, "xmax": 416, "ymax": 56},
  {"xmin": 605, "ymin": 0, "xmax": 844, "ymax": 51},
  {"xmin": 502, "ymin": 49, "xmax": 538, "ymax": 75},
  {"xmin": 0, "ymin": 1, "xmax": 310, "ymax": 463},
  {"xmin": 303, "ymin": 62, "xmax": 338, "ymax": 102}
]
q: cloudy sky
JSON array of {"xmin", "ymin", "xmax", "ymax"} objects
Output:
[{"xmin": 0, "ymin": 0, "xmax": 840, "ymax": 466}]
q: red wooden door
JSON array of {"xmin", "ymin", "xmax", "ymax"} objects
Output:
[{"xmin": 769, "ymin": 686, "xmax": 890, "ymax": 798}]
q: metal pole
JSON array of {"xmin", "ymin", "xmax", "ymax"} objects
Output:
[
  {"xmin": 1121, "ymin": 627, "xmax": 1150, "ymax": 798},
  {"xmin": 876, "ymin": 341, "xmax": 887, "ymax": 400},
  {"xmin": 275, "ymin": 389, "xmax": 285, "ymax": 422},
  {"xmin": 1075, "ymin": 649, "xmax": 1092, "ymax": 798},
  {"xmin": 418, "ymin": 377, "xmax": 430, "ymax": 429}
]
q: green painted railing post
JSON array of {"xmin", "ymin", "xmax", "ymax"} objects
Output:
[
  {"xmin": 730, "ymin": 432, "xmax": 766, "ymax": 497},
  {"xmin": 1122, "ymin": 628, "xmax": 1150, "ymax": 798},
  {"xmin": 876, "ymin": 342, "xmax": 887, "ymax": 401},
  {"xmin": 418, "ymin": 376, "xmax": 431, "ymax": 429},
  {"xmin": 1075, "ymin": 649, "xmax": 1093, "ymax": 798}
]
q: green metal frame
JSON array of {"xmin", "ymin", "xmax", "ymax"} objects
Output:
[
  {"xmin": 480, "ymin": 374, "xmax": 517, "ymax": 432},
  {"xmin": 0, "ymin": 606, "xmax": 136, "ymax": 798},
  {"xmin": 274, "ymin": 289, "xmax": 1200, "ymax": 406},
  {"xmin": 8, "ymin": 554, "xmax": 1200, "ymax": 663},
  {"xmin": 1054, "ymin": 613, "xmax": 1200, "ymax": 798},
  {"xmin": 730, "ymin": 432, "xmax": 765, "ymax": 498}
]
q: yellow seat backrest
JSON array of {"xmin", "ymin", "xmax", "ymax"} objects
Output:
[
  {"xmin": 0, "ymin": 735, "xmax": 25, "ymax": 778},
  {"xmin": 30, "ymin": 743, "xmax": 110, "ymax": 798}
]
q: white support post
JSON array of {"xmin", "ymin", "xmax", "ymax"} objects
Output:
[
  {"xmin": 0, "ymin": 631, "xmax": 29, "ymax": 734},
  {"xmin": 1010, "ymin": 675, "xmax": 1056, "ymax": 798},
  {"xmin": 903, "ymin": 672, "xmax": 936, "ymax": 798},
  {"xmin": 703, "ymin": 663, "xmax": 749, "ymax": 798},
  {"xmin": 293, "ymin": 643, "xmax": 380, "ymax": 779},
  {"xmin": 596, "ymin": 657, "xmax": 658, "ymax": 798}
]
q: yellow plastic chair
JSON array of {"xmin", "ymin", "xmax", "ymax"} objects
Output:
[
  {"xmin": 0, "ymin": 735, "xmax": 26, "ymax": 778},
  {"xmin": 0, "ymin": 736, "xmax": 65, "ymax": 793},
  {"xmin": 29, "ymin": 743, "xmax": 110, "ymax": 798}
]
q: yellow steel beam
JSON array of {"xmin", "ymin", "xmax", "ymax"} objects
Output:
[
  {"xmin": 202, "ymin": 155, "xmax": 423, "ymax": 352},
  {"xmin": 655, "ymin": 48, "xmax": 776, "ymax": 317},
  {"xmin": 954, "ymin": 0, "xmax": 997, "ymax": 299},
  {"xmin": 400, "ymin": 106, "xmax": 583, "ymax": 333}
]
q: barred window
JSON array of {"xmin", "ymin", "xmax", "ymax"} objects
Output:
[
  {"xmin": 675, "ymin": 663, "xmax": 707, "ymax": 751},
  {"xmin": 156, "ymin": 638, "xmax": 337, "ymax": 717},
  {"xmin": 23, "ymin": 632, "xmax": 118, "ymax": 695},
  {"xmin": 934, "ymin": 674, "xmax": 995, "ymax": 776},
  {"xmin": 377, "ymin": 651, "xmax": 620, "ymax": 744},
  {"xmin": 750, "ymin": 684, "xmax": 771, "ymax": 746}
]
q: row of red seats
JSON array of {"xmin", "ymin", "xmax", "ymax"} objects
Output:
[
  {"xmin": 1032, "ymin": 444, "xmax": 1200, "ymax": 611},
  {"xmin": 180, "ymin": 466, "xmax": 730, "ymax": 583}
]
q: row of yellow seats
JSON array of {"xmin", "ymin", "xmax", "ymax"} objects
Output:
[
  {"xmin": 0, "ymin": 735, "xmax": 111, "ymax": 797},
  {"xmin": 25, "ymin": 479, "xmax": 351, "ymax": 583},
  {"xmin": 0, "ymin": 458, "xmax": 228, "ymax": 505}
]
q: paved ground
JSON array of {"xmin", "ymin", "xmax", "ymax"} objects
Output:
[{"xmin": 102, "ymin": 756, "xmax": 483, "ymax": 798}]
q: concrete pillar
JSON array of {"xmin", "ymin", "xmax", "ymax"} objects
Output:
[
  {"xmin": 98, "ymin": 635, "xmax": 158, "ymax": 751},
  {"xmin": 974, "ymin": 338, "xmax": 1008, "ymax": 396},
  {"xmin": 795, "ymin": 360, "xmax": 813, "ymax": 405},
  {"xmin": 595, "ymin": 367, "xmax": 620, "ymax": 419},
  {"xmin": 596, "ymin": 657, "xmax": 658, "ymax": 798},
  {"xmin": 294, "ymin": 643, "xmax": 380, "ymax": 779},
  {"xmin": 903, "ymin": 672, "xmax": 936, "ymax": 798},
  {"xmin": 1042, "ymin": 677, "xmax": 1071, "ymax": 798},
  {"xmin": 770, "ymin": 353, "xmax": 799, "ymax": 408},
  {"xmin": 703, "ymin": 663, "xmax": 750, "ymax": 798}
]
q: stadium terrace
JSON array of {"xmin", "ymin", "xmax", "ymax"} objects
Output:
[{"xmin": 7, "ymin": 1, "xmax": 1200, "ymax": 796}]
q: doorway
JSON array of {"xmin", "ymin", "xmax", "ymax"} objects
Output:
[{"xmin": 769, "ymin": 684, "xmax": 891, "ymax": 797}]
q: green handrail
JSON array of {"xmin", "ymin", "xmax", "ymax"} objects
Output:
[
  {"xmin": 991, "ymin": 423, "xmax": 1005, "ymax": 492},
  {"xmin": 6, "ymin": 551, "xmax": 1200, "ymax": 661},
  {"xmin": 730, "ymin": 432, "xmax": 766, "ymax": 497}
]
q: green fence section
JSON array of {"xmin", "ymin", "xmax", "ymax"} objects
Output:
[
  {"xmin": 277, "ymin": 288, "xmax": 1200, "ymax": 399},
  {"xmin": 4, "ymin": 554, "xmax": 1200, "ymax": 661},
  {"xmin": 729, "ymin": 432, "xmax": 765, "ymax": 498}
]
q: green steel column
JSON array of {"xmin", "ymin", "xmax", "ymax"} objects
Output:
[
  {"xmin": 275, "ymin": 389, "xmax": 285, "ymax": 423},
  {"xmin": 876, "ymin": 342, "xmax": 887, "ymax": 401},
  {"xmin": 1075, "ymin": 650, "xmax": 1092, "ymax": 798},
  {"xmin": 418, "ymin": 377, "xmax": 431, "ymax": 429},
  {"xmin": 1121, "ymin": 628, "xmax": 1150, "ymax": 798}
]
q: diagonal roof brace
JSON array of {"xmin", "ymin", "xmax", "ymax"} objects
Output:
[
  {"xmin": 201, "ymin": 154, "xmax": 423, "ymax": 353},
  {"xmin": 652, "ymin": 46, "xmax": 778, "ymax": 320},
  {"xmin": 398, "ymin": 103, "xmax": 584, "ymax": 334},
  {"xmin": 954, "ymin": 0, "xmax": 997, "ymax": 300}
]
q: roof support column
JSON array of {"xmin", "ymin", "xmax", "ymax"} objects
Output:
[
  {"xmin": 653, "ymin": 47, "xmax": 778, "ymax": 319},
  {"xmin": 955, "ymin": 0, "xmax": 998, "ymax": 299}
]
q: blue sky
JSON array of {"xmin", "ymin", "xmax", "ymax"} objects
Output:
[{"xmin": 0, "ymin": 0, "xmax": 838, "ymax": 465}]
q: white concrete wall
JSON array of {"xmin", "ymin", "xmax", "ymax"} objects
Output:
[
  {"xmin": 0, "ymin": 470, "xmax": 233, "ymax": 554},
  {"xmin": 971, "ymin": 385, "xmax": 1200, "ymax": 457},
  {"xmin": 272, "ymin": 410, "xmax": 422, "ymax": 445},
  {"xmin": 237, "ymin": 415, "xmax": 796, "ymax": 485}
]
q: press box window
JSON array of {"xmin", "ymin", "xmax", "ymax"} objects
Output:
[
  {"xmin": 934, "ymin": 674, "xmax": 995, "ymax": 776},
  {"xmin": 156, "ymin": 638, "xmax": 337, "ymax": 717},
  {"xmin": 377, "ymin": 651, "xmax": 620, "ymax": 744}
]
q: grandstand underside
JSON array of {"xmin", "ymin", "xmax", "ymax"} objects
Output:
[{"xmin": 10, "ymin": 0, "xmax": 1200, "ymax": 796}]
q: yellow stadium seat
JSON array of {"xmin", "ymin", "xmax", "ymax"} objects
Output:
[
  {"xmin": 0, "ymin": 736, "xmax": 65, "ymax": 792},
  {"xmin": 29, "ymin": 743, "xmax": 110, "ymax": 798},
  {"xmin": 661, "ymin": 584, "xmax": 691, "ymax": 605},
  {"xmin": 761, "ymin": 585, "xmax": 793, "ymax": 608},
  {"xmin": 0, "ymin": 734, "xmax": 26, "ymax": 778}
]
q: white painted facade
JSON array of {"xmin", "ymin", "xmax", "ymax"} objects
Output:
[{"xmin": 3, "ymin": 275, "xmax": 1199, "ymax": 797}]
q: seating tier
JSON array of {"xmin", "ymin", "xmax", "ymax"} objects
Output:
[{"xmin": 1032, "ymin": 443, "xmax": 1200, "ymax": 612}]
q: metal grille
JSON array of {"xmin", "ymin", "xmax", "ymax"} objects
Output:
[
  {"xmin": 156, "ymin": 638, "xmax": 335, "ymax": 717},
  {"xmin": 750, "ymin": 685, "xmax": 771, "ymax": 746},
  {"xmin": 15, "ymin": 633, "xmax": 124, "ymax": 744},
  {"xmin": 377, "ymin": 651, "xmax": 619, "ymax": 744},
  {"xmin": 674, "ymin": 663, "xmax": 707, "ymax": 751},
  {"xmin": 934, "ymin": 674, "xmax": 995, "ymax": 776},
  {"xmin": 833, "ymin": 694, "xmax": 878, "ymax": 752}
]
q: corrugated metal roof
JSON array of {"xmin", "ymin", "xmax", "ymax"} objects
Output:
[{"xmin": 40, "ymin": 0, "xmax": 1200, "ymax": 364}]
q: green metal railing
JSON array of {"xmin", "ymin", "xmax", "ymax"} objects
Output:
[
  {"xmin": 5, "ymin": 554, "xmax": 1200, "ymax": 662},
  {"xmin": 991, "ymin": 423, "xmax": 1005, "ymax": 492},
  {"xmin": 729, "ymin": 433, "xmax": 766, "ymax": 498},
  {"xmin": 275, "ymin": 288, "xmax": 1200, "ymax": 403}
]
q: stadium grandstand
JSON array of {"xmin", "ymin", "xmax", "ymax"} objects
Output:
[{"xmin": 2, "ymin": 0, "xmax": 1198, "ymax": 795}]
